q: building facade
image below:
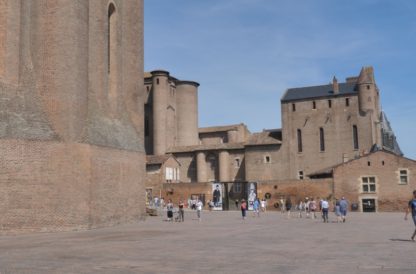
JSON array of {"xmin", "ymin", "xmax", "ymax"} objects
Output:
[{"xmin": 145, "ymin": 67, "xmax": 411, "ymax": 212}]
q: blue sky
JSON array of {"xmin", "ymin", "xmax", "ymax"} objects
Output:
[{"xmin": 144, "ymin": 0, "xmax": 416, "ymax": 159}]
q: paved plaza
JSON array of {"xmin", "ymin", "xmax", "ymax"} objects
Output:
[{"xmin": 0, "ymin": 210, "xmax": 415, "ymax": 274}]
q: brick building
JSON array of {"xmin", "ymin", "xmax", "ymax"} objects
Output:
[
  {"xmin": 0, "ymin": 0, "xmax": 146, "ymax": 233},
  {"xmin": 145, "ymin": 67, "xmax": 413, "ymax": 212}
]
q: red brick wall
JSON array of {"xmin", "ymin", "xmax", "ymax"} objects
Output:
[{"xmin": 0, "ymin": 140, "xmax": 145, "ymax": 234}]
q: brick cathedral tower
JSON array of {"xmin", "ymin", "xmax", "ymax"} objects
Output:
[{"xmin": 0, "ymin": 0, "xmax": 145, "ymax": 233}]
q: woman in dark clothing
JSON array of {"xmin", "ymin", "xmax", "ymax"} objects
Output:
[{"xmin": 285, "ymin": 197, "xmax": 292, "ymax": 219}]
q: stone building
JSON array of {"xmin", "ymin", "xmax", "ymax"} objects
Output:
[
  {"xmin": 0, "ymin": 0, "xmax": 146, "ymax": 233},
  {"xmin": 145, "ymin": 67, "xmax": 413, "ymax": 212}
]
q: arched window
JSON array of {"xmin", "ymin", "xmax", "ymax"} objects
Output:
[
  {"xmin": 108, "ymin": 3, "xmax": 118, "ymax": 109},
  {"xmin": 108, "ymin": 3, "xmax": 116, "ymax": 74}
]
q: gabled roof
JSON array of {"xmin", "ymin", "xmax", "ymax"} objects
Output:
[
  {"xmin": 281, "ymin": 82, "xmax": 357, "ymax": 103},
  {"xmin": 146, "ymin": 154, "xmax": 180, "ymax": 166},
  {"xmin": 308, "ymin": 149, "xmax": 415, "ymax": 177}
]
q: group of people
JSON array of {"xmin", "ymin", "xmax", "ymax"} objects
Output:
[
  {"xmin": 281, "ymin": 196, "xmax": 349, "ymax": 223},
  {"xmin": 165, "ymin": 199, "xmax": 203, "ymax": 222}
]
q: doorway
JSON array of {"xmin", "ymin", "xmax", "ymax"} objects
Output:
[{"xmin": 362, "ymin": 198, "xmax": 376, "ymax": 212}]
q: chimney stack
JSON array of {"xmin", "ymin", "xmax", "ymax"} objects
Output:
[{"xmin": 332, "ymin": 76, "xmax": 339, "ymax": 94}]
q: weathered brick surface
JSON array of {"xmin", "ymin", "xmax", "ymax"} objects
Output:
[
  {"xmin": 0, "ymin": 140, "xmax": 145, "ymax": 234},
  {"xmin": 0, "ymin": 0, "xmax": 146, "ymax": 233}
]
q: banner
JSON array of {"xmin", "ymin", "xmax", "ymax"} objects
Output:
[
  {"xmin": 211, "ymin": 183, "xmax": 223, "ymax": 211},
  {"xmin": 247, "ymin": 182, "xmax": 257, "ymax": 211}
]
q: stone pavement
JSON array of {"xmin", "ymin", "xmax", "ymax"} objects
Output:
[{"xmin": 0, "ymin": 211, "xmax": 415, "ymax": 274}]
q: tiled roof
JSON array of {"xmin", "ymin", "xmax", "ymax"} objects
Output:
[
  {"xmin": 146, "ymin": 154, "xmax": 176, "ymax": 165},
  {"xmin": 245, "ymin": 132, "xmax": 281, "ymax": 146},
  {"xmin": 199, "ymin": 124, "xmax": 243, "ymax": 133},
  {"xmin": 281, "ymin": 82, "xmax": 357, "ymax": 103}
]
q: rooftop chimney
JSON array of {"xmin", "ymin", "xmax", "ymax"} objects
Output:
[{"xmin": 332, "ymin": 76, "xmax": 339, "ymax": 94}]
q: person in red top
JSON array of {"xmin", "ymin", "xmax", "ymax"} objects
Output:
[{"xmin": 241, "ymin": 199, "xmax": 247, "ymax": 220}]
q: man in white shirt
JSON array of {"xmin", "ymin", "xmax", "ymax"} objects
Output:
[
  {"xmin": 321, "ymin": 198, "xmax": 329, "ymax": 223},
  {"xmin": 196, "ymin": 199, "xmax": 203, "ymax": 221}
]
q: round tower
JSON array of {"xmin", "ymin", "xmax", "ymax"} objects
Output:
[
  {"xmin": 31, "ymin": 0, "xmax": 89, "ymax": 142},
  {"xmin": 151, "ymin": 70, "xmax": 169, "ymax": 155},
  {"xmin": 357, "ymin": 66, "xmax": 378, "ymax": 113},
  {"xmin": 176, "ymin": 80, "xmax": 200, "ymax": 147}
]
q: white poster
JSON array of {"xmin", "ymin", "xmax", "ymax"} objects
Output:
[
  {"xmin": 247, "ymin": 182, "xmax": 257, "ymax": 211},
  {"xmin": 212, "ymin": 183, "xmax": 223, "ymax": 211}
]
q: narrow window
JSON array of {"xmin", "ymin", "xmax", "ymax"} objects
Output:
[
  {"xmin": 108, "ymin": 3, "xmax": 116, "ymax": 74},
  {"xmin": 292, "ymin": 103, "xmax": 296, "ymax": 112},
  {"xmin": 382, "ymin": 161, "xmax": 385, "ymax": 166},
  {"xmin": 234, "ymin": 158, "xmax": 241, "ymax": 168},
  {"xmin": 297, "ymin": 129, "xmax": 303, "ymax": 153},
  {"xmin": 319, "ymin": 127, "xmax": 325, "ymax": 152},
  {"xmin": 313, "ymin": 101, "xmax": 316, "ymax": 109},
  {"xmin": 399, "ymin": 170, "xmax": 408, "ymax": 184},
  {"xmin": 367, "ymin": 161, "xmax": 371, "ymax": 166},
  {"xmin": 298, "ymin": 171, "xmax": 304, "ymax": 180},
  {"xmin": 264, "ymin": 156, "xmax": 271, "ymax": 164},
  {"xmin": 346, "ymin": 98, "xmax": 350, "ymax": 107},
  {"xmin": 367, "ymin": 85, "xmax": 370, "ymax": 90},
  {"xmin": 353, "ymin": 125, "xmax": 359, "ymax": 150},
  {"xmin": 146, "ymin": 86, "xmax": 150, "ymax": 92},
  {"xmin": 328, "ymin": 100, "xmax": 332, "ymax": 108},
  {"xmin": 156, "ymin": 78, "xmax": 160, "ymax": 85},
  {"xmin": 108, "ymin": 3, "xmax": 118, "ymax": 108}
]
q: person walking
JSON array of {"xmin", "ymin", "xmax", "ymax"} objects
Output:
[
  {"xmin": 404, "ymin": 190, "xmax": 416, "ymax": 241},
  {"xmin": 261, "ymin": 199, "xmax": 267, "ymax": 213},
  {"xmin": 253, "ymin": 198, "xmax": 260, "ymax": 217},
  {"xmin": 339, "ymin": 197, "xmax": 349, "ymax": 223},
  {"xmin": 285, "ymin": 197, "xmax": 292, "ymax": 219},
  {"xmin": 334, "ymin": 199, "xmax": 342, "ymax": 223},
  {"xmin": 321, "ymin": 198, "xmax": 329, "ymax": 223},
  {"xmin": 241, "ymin": 199, "xmax": 247, "ymax": 220},
  {"xmin": 309, "ymin": 198, "xmax": 317, "ymax": 219},
  {"xmin": 166, "ymin": 199, "xmax": 173, "ymax": 222},
  {"xmin": 298, "ymin": 200, "xmax": 304, "ymax": 218},
  {"xmin": 178, "ymin": 200, "xmax": 185, "ymax": 222},
  {"xmin": 196, "ymin": 199, "xmax": 203, "ymax": 222},
  {"xmin": 280, "ymin": 198, "xmax": 285, "ymax": 214},
  {"xmin": 235, "ymin": 199, "xmax": 239, "ymax": 210}
]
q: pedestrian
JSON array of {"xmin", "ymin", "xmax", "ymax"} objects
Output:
[
  {"xmin": 334, "ymin": 199, "xmax": 342, "ymax": 223},
  {"xmin": 261, "ymin": 199, "xmax": 267, "ymax": 213},
  {"xmin": 321, "ymin": 198, "xmax": 329, "ymax": 223},
  {"xmin": 241, "ymin": 199, "xmax": 247, "ymax": 220},
  {"xmin": 208, "ymin": 200, "xmax": 214, "ymax": 211},
  {"xmin": 305, "ymin": 197, "xmax": 310, "ymax": 218},
  {"xmin": 196, "ymin": 199, "xmax": 203, "ymax": 221},
  {"xmin": 280, "ymin": 198, "xmax": 285, "ymax": 214},
  {"xmin": 339, "ymin": 197, "xmax": 349, "ymax": 223},
  {"xmin": 166, "ymin": 199, "xmax": 173, "ymax": 222},
  {"xmin": 178, "ymin": 199, "xmax": 185, "ymax": 222},
  {"xmin": 253, "ymin": 198, "xmax": 260, "ymax": 217},
  {"xmin": 309, "ymin": 198, "xmax": 317, "ymax": 219},
  {"xmin": 404, "ymin": 190, "xmax": 416, "ymax": 241},
  {"xmin": 160, "ymin": 197, "xmax": 165, "ymax": 208},
  {"xmin": 235, "ymin": 199, "xmax": 239, "ymax": 210},
  {"xmin": 285, "ymin": 197, "xmax": 292, "ymax": 219},
  {"xmin": 298, "ymin": 200, "xmax": 304, "ymax": 218}
]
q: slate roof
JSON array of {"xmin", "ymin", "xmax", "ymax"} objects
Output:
[{"xmin": 281, "ymin": 82, "xmax": 357, "ymax": 103}]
